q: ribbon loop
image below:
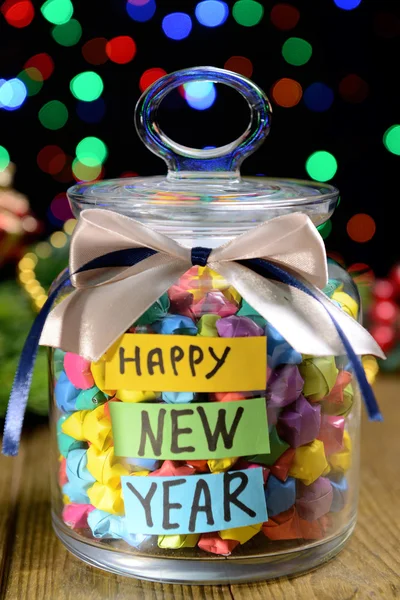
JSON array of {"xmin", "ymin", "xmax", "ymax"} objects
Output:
[{"xmin": 2, "ymin": 209, "xmax": 385, "ymax": 456}]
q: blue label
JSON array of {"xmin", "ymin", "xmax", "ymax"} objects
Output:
[{"xmin": 122, "ymin": 468, "xmax": 268, "ymax": 535}]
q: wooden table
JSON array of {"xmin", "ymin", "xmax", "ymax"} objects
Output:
[{"xmin": 0, "ymin": 376, "xmax": 399, "ymax": 599}]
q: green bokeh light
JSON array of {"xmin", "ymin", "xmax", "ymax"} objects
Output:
[
  {"xmin": 0, "ymin": 146, "xmax": 10, "ymax": 172},
  {"xmin": 41, "ymin": 0, "xmax": 74, "ymax": 25},
  {"xmin": 76, "ymin": 137, "xmax": 108, "ymax": 166},
  {"xmin": 282, "ymin": 37, "xmax": 312, "ymax": 66},
  {"xmin": 18, "ymin": 69, "xmax": 43, "ymax": 97},
  {"xmin": 306, "ymin": 151, "xmax": 337, "ymax": 182},
  {"xmin": 52, "ymin": 19, "xmax": 82, "ymax": 46},
  {"xmin": 232, "ymin": 0, "xmax": 264, "ymax": 26},
  {"xmin": 39, "ymin": 100, "xmax": 69, "ymax": 130},
  {"xmin": 317, "ymin": 220, "xmax": 332, "ymax": 239},
  {"xmin": 70, "ymin": 71, "xmax": 104, "ymax": 102},
  {"xmin": 383, "ymin": 125, "xmax": 400, "ymax": 155}
]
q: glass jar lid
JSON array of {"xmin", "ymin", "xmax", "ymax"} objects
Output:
[{"xmin": 68, "ymin": 67, "xmax": 338, "ymax": 241}]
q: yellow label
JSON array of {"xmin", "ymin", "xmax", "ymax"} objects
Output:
[{"xmin": 104, "ymin": 334, "xmax": 266, "ymax": 392}]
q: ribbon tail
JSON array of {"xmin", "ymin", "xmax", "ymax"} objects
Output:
[
  {"xmin": 239, "ymin": 258, "xmax": 383, "ymax": 421},
  {"xmin": 212, "ymin": 261, "xmax": 344, "ymax": 356},
  {"xmin": 40, "ymin": 256, "xmax": 190, "ymax": 361},
  {"xmin": 2, "ymin": 273, "xmax": 71, "ymax": 456}
]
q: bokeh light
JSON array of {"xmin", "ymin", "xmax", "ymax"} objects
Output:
[
  {"xmin": 306, "ymin": 151, "xmax": 337, "ymax": 181},
  {"xmin": 106, "ymin": 36, "xmax": 137, "ymax": 64},
  {"xmin": 383, "ymin": 125, "xmax": 400, "ymax": 155},
  {"xmin": 70, "ymin": 71, "xmax": 103, "ymax": 101},
  {"xmin": 64, "ymin": 218, "xmax": 77, "ymax": 235},
  {"xmin": 0, "ymin": 78, "xmax": 27, "ymax": 110},
  {"xmin": 82, "ymin": 38, "xmax": 108, "ymax": 65},
  {"xmin": 333, "ymin": 0, "xmax": 362, "ymax": 10},
  {"xmin": 40, "ymin": 0, "xmax": 73, "ymax": 25},
  {"xmin": 50, "ymin": 192, "xmax": 73, "ymax": 221},
  {"xmin": 347, "ymin": 213, "xmax": 376, "ymax": 242},
  {"xmin": 72, "ymin": 159, "xmax": 103, "ymax": 182},
  {"xmin": 50, "ymin": 231, "xmax": 68, "ymax": 248},
  {"xmin": 2, "ymin": 0, "xmax": 34, "ymax": 28},
  {"xmin": 303, "ymin": 82, "xmax": 334, "ymax": 112},
  {"xmin": 224, "ymin": 56, "xmax": 253, "ymax": 78},
  {"xmin": 271, "ymin": 78, "xmax": 302, "ymax": 107},
  {"xmin": 52, "ymin": 19, "xmax": 82, "ymax": 46},
  {"xmin": 162, "ymin": 13, "xmax": 192, "ymax": 40},
  {"xmin": 126, "ymin": 0, "xmax": 156, "ymax": 22},
  {"xmin": 52, "ymin": 155, "xmax": 73, "ymax": 183},
  {"xmin": 184, "ymin": 81, "xmax": 216, "ymax": 110},
  {"xmin": 370, "ymin": 324, "xmax": 395, "ymax": 353},
  {"xmin": 76, "ymin": 98, "xmax": 106, "ymax": 123},
  {"xmin": 24, "ymin": 53, "xmax": 54, "ymax": 80},
  {"xmin": 39, "ymin": 100, "xmax": 68, "ymax": 129},
  {"xmin": 233, "ymin": 0, "xmax": 263, "ymax": 26},
  {"xmin": 270, "ymin": 3, "xmax": 300, "ymax": 30},
  {"xmin": 0, "ymin": 146, "xmax": 10, "ymax": 171},
  {"xmin": 372, "ymin": 300, "xmax": 397, "ymax": 324},
  {"xmin": 317, "ymin": 220, "xmax": 332, "ymax": 239},
  {"xmin": 195, "ymin": 1, "xmax": 229, "ymax": 27},
  {"xmin": 18, "ymin": 68, "xmax": 43, "ymax": 96},
  {"xmin": 76, "ymin": 137, "xmax": 108, "ymax": 166},
  {"xmin": 339, "ymin": 74, "xmax": 369, "ymax": 103},
  {"xmin": 282, "ymin": 37, "xmax": 312, "ymax": 66},
  {"xmin": 139, "ymin": 68, "xmax": 167, "ymax": 92},
  {"xmin": 37, "ymin": 145, "xmax": 66, "ymax": 174},
  {"xmin": 374, "ymin": 279, "xmax": 395, "ymax": 300}
]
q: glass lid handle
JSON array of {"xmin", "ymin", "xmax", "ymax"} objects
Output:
[{"xmin": 134, "ymin": 66, "xmax": 272, "ymax": 180}]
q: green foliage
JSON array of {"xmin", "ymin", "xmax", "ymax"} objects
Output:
[{"xmin": 0, "ymin": 281, "xmax": 48, "ymax": 416}]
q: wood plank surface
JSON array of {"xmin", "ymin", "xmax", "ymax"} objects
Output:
[{"xmin": 0, "ymin": 376, "xmax": 399, "ymax": 600}]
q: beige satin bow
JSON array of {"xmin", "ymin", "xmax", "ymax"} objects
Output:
[{"xmin": 39, "ymin": 209, "xmax": 384, "ymax": 362}]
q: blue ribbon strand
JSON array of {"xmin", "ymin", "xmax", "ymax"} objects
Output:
[{"xmin": 2, "ymin": 246, "xmax": 381, "ymax": 456}]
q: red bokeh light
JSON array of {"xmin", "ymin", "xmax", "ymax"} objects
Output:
[
  {"xmin": 120, "ymin": 171, "xmax": 139, "ymax": 177},
  {"xmin": 139, "ymin": 68, "xmax": 167, "ymax": 92},
  {"xmin": 37, "ymin": 146, "xmax": 66, "ymax": 175},
  {"xmin": 339, "ymin": 74, "xmax": 369, "ymax": 103},
  {"xmin": 370, "ymin": 324, "xmax": 396, "ymax": 353},
  {"xmin": 224, "ymin": 56, "xmax": 253, "ymax": 78},
  {"xmin": 24, "ymin": 53, "xmax": 54, "ymax": 80},
  {"xmin": 82, "ymin": 38, "xmax": 108, "ymax": 65},
  {"xmin": 52, "ymin": 155, "xmax": 73, "ymax": 183},
  {"xmin": 50, "ymin": 193, "xmax": 74, "ymax": 221},
  {"xmin": 373, "ymin": 279, "xmax": 395, "ymax": 301},
  {"xmin": 270, "ymin": 3, "xmax": 300, "ymax": 30},
  {"xmin": 2, "ymin": 0, "xmax": 34, "ymax": 27},
  {"xmin": 389, "ymin": 264, "xmax": 400, "ymax": 294},
  {"xmin": 370, "ymin": 300, "xmax": 398, "ymax": 325},
  {"xmin": 106, "ymin": 36, "xmax": 136, "ymax": 64},
  {"xmin": 346, "ymin": 213, "xmax": 376, "ymax": 243},
  {"xmin": 271, "ymin": 78, "xmax": 302, "ymax": 108}
]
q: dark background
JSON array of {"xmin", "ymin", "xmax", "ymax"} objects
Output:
[{"xmin": 1, "ymin": 0, "xmax": 399, "ymax": 275}]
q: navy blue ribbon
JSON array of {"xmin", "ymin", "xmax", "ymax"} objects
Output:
[{"xmin": 2, "ymin": 246, "xmax": 381, "ymax": 456}]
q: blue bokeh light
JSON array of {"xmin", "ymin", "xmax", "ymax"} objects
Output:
[
  {"xmin": 76, "ymin": 98, "xmax": 106, "ymax": 123},
  {"xmin": 0, "ymin": 78, "xmax": 27, "ymax": 110},
  {"xmin": 185, "ymin": 81, "xmax": 216, "ymax": 110},
  {"xmin": 303, "ymin": 82, "xmax": 334, "ymax": 112},
  {"xmin": 195, "ymin": 1, "xmax": 229, "ymax": 27},
  {"xmin": 162, "ymin": 13, "xmax": 192, "ymax": 40},
  {"xmin": 126, "ymin": 0, "xmax": 156, "ymax": 22},
  {"xmin": 333, "ymin": 0, "xmax": 362, "ymax": 10}
]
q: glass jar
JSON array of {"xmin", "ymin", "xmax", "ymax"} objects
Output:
[{"xmin": 47, "ymin": 67, "xmax": 380, "ymax": 583}]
